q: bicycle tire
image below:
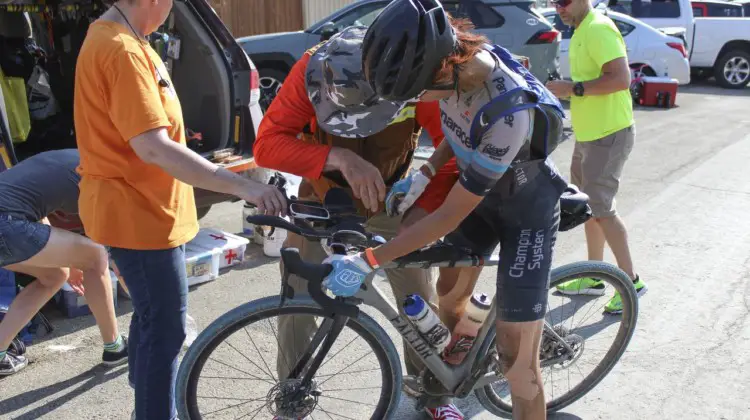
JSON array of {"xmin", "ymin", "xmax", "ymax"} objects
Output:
[
  {"xmin": 175, "ymin": 295, "xmax": 403, "ymax": 420},
  {"xmin": 474, "ymin": 261, "xmax": 639, "ymax": 417}
]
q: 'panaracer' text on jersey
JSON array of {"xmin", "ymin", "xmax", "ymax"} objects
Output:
[{"xmin": 439, "ymin": 49, "xmax": 534, "ymax": 197}]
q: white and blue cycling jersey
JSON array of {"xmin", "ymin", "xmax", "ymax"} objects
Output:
[{"xmin": 439, "ymin": 49, "xmax": 535, "ymax": 197}]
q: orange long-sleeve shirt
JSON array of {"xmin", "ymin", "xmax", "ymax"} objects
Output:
[{"xmin": 254, "ymin": 52, "xmax": 457, "ymax": 180}]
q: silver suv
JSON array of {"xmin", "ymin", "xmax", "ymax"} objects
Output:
[{"xmin": 238, "ymin": 0, "xmax": 561, "ymax": 110}]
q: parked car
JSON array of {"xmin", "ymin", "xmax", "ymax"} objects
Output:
[
  {"xmin": 238, "ymin": 0, "xmax": 562, "ymax": 110},
  {"xmin": 596, "ymin": 0, "xmax": 750, "ymax": 88},
  {"xmin": 540, "ymin": 8, "xmax": 690, "ymax": 84},
  {"xmin": 0, "ymin": 0, "xmax": 264, "ymax": 225},
  {"xmin": 691, "ymin": 0, "xmax": 744, "ymax": 16},
  {"xmin": 732, "ymin": 0, "xmax": 750, "ymax": 16}
]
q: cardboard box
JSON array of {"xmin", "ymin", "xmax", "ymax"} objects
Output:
[{"xmin": 189, "ymin": 228, "xmax": 249, "ymax": 269}]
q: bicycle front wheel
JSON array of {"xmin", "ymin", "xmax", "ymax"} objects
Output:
[
  {"xmin": 475, "ymin": 261, "xmax": 639, "ymax": 417},
  {"xmin": 176, "ymin": 296, "xmax": 402, "ymax": 420}
]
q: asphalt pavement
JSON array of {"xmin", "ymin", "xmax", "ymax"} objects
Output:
[{"xmin": 1, "ymin": 81, "xmax": 749, "ymax": 419}]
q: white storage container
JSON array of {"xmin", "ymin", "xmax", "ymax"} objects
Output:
[
  {"xmin": 184, "ymin": 244, "xmax": 221, "ymax": 287},
  {"xmin": 189, "ymin": 228, "xmax": 250, "ymax": 269}
]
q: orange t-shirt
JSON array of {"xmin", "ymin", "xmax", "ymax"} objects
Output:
[{"xmin": 74, "ymin": 21, "xmax": 198, "ymax": 250}]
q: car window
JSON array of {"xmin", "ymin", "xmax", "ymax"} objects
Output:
[
  {"xmin": 443, "ymin": 1, "xmax": 505, "ymax": 28},
  {"xmin": 613, "ymin": 19, "xmax": 636, "ymax": 36},
  {"xmin": 545, "ymin": 13, "xmax": 574, "ymax": 39},
  {"xmin": 612, "ymin": 0, "xmax": 682, "ymax": 18},
  {"xmin": 711, "ymin": 4, "xmax": 743, "ymax": 16},
  {"xmin": 692, "ymin": 5, "xmax": 706, "ymax": 16},
  {"xmin": 327, "ymin": 2, "xmax": 388, "ymax": 32}
]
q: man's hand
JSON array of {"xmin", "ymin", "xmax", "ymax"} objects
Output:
[
  {"xmin": 322, "ymin": 253, "xmax": 373, "ymax": 297},
  {"xmin": 326, "ymin": 148, "xmax": 386, "ymax": 213},
  {"xmin": 546, "ymin": 80, "xmax": 574, "ymax": 99},
  {"xmin": 240, "ymin": 182, "xmax": 288, "ymax": 216},
  {"xmin": 67, "ymin": 269, "xmax": 85, "ymax": 296}
]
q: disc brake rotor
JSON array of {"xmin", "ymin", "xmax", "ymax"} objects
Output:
[{"xmin": 266, "ymin": 379, "xmax": 320, "ymax": 419}]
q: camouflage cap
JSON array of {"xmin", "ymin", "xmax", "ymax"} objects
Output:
[{"xmin": 306, "ymin": 26, "xmax": 405, "ymax": 138}]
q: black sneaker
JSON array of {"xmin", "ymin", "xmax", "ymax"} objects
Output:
[
  {"xmin": 102, "ymin": 336, "xmax": 128, "ymax": 367},
  {"xmin": 0, "ymin": 352, "xmax": 28, "ymax": 376},
  {"xmin": 8, "ymin": 337, "xmax": 26, "ymax": 356}
]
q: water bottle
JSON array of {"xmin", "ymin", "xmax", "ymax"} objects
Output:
[
  {"xmin": 403, "ymin": 294, "xmax": 451, "ymax": 353},
  {"xmin": 242, "ymin": 202, "xmax": 259, "ymax": 242},
  {"xmin": 184, "ymin": 314, "xmax": 198, "ymax": 349},
  {"xmin": 443, "ymin": 293, "xmax": 492, "ymax": 365}
]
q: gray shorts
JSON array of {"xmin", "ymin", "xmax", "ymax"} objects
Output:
[
  {"xmin": 570, "ymin": 125, "xmax": 635, "ymax": 218},
  {"xmin": 0, "ymin": 214, "xmax": 51, "ymax": 267}
]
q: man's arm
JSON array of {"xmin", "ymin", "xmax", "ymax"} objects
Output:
[
  {"xmin": 253, "ymin": 54, "xmax": 332, "ymax": 179},
  {"xmin": 415, "ymin": 101, "xmax": 455, "ymax": 175},
  {"xmin": 129, "ymin": 129, "xmax": 286, "ymax": 215},
  {"xmin": 580, "ymin": 56, "xmax": 630, "ymax": 95}
]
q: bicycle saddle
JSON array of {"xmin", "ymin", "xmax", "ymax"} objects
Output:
[{"xmin": 560, "ymin": 184, "xmax": 589, "ymax": 214}]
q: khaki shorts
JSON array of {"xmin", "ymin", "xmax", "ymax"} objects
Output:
[{"xmin": 570, "ymin": 125, "xmax": 635, "ymax": 218}]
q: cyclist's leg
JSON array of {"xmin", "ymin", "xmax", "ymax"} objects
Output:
[
  {"xmin": 276, "ymin": 231, "xmax": 328, "ymax": 379},
  {"xmin": 493, "ymin": 168, "xmax": 563, "ymax": 420}
]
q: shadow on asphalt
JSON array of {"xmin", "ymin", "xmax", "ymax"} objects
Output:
[
  {"xmin": 550, "ymin": 412, "xmax": 584, "ymax": 419},
  {"xmin": 0, "ymin": 364, "xmax": 128, "ymax": 419}
]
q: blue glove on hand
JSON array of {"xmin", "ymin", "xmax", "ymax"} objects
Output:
[
  {"xmin": 385, "ymin": 170, "xmax": 431, "ymax": 217},
  {"xmin": 322, "ymin": 253, "xmax": 373, "ymax": 297}
]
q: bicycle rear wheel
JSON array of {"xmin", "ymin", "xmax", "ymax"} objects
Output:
[
  {"xmin": 475, "ymin": 261, "xmax": 639, "ymax": 417},
  {"xmin": 176, "ymin": 296, "xmax": 402, "ymax": 420}
]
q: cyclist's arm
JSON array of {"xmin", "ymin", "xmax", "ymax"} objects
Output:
[
  {"xmin": 415, "ymin": 101, "xmax": 455, "ymax": 173},
  {"xmin": 372, "ymin": 110, "xmax": 530, "ymax": 264},
  {"xmin": 253, "ymin": 54, "xmax": 331, "ymax": 179}
]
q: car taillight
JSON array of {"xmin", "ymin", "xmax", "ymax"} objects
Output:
[
  {"xmin": 527, "ymin": 30, "xmax": 560, "ymax": 45},
  {"xmin": 249, "ymin": 68, "xmax": 260, "ymax": 105},
  {"xmin": 667, "ymin": 42, "xmax": 687, "ymax": 58}
]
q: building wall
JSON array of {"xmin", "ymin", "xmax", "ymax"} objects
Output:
[{"xmin": 208, "ymin": 0, "xmax": 305, "ymax": 37}]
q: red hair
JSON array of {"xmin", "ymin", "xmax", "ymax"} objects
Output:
[{"xmin": 433, "ymin": 16, "xmax": 489, "ymax": 85}]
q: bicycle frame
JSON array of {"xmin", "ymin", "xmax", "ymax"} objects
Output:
[{"xmin": 351, "ymin": 254, "xmax": 570, "ymax": 399}]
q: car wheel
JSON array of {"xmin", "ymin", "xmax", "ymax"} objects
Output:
[
  {"xmin": 258, "ymin": 68, "xmax": 287, "ymax": 111},
  {"xmin": 714, "ymin": 50, "xmax": 750, "ymax": 89}
]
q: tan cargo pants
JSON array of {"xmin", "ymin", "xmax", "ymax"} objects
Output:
[{"xmin": 276, "ymin": 211, "xmax": 437, "ymax": 380}]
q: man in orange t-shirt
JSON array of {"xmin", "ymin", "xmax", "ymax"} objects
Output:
[{"xmin": 73, "ymin": 1, "xmax": 285, "ymax": 419}]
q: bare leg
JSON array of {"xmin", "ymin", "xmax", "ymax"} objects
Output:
[
  {"xmin": 596, "ymin": 215, "xmax": 636, "ymax": 280},
  {"xmin": 2, "ymin": 227, "xmax": 118, "ymax": 347},
  {"xmin": 584, "ymin": 219, "xmax": 606, "ymax": 261},
  {"xmin": 0, "ymin": 264, "xmax": 68, "ymax": 350},
  {"xmin": 436, "ymin": 267, "xmax": 482, "ymax": 331},
  {"xmin": 495, "ymin": 319, "xmax": 546, "ymax": 420}
]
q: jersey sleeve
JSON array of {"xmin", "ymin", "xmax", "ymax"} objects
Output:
[
  {"xmin": 253, "ymin": 53, "xmax": 331, "ymax": 179},
  {"xmin": 459, "ymin": 108, "xmax": 533, "ymax": 196},
  {"xmin": 588, "ymin": 21, "xmax": 628, "ymax": 68}
]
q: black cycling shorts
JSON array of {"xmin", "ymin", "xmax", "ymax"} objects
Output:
[{"xmin": 445, "ymin": 163, "xmax": 565, "ymax": 322}]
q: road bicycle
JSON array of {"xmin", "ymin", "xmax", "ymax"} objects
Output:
[{"xmin": 175, "ymin": 186, "xmax": 639, "ymax": 419}]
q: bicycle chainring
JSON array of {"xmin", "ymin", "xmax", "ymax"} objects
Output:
[{"xmin": 266, "ymin": 379, "xmax": 320, "ymax": 419}]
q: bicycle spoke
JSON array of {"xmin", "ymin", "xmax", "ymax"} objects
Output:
[
  {"xmin": 574, "ymin": 301, "xmax": 610, "ymax": 330},
  {"xmin": 243, "ymin": 326, "xmax": 277, "ymax": 381},
  {"xmin": 317, "ymin": 350, "xmax": 369, "ymax": 387},
  {"xmin": 317, "ymin": 405, "xmax": 357, "ymax": 420},
  {"xmin": 207, "ymin": 357, "xmax": 276, "ymax": 385},
  {"xmin": 322, "ymin": 385, "xmax": 383, "ymax": 392},
  {"xmin": 200, "ymin": 375, "xmax": 275, "ymax": 381},
  {"xmin": 246, "ymin": 403, "xmax": 267, "ymax": 420},
  {"xmin": 224, "ymin": 337, "xmax": 276, "ymax": 382},
  {"xmin": 200, "ymin": 396, "xmax": 264, "ymax": 417},
  {"xmin": 267, "ymin": 317, "xmax": 292, "ymax": 377},
  {"xmin": 319, "ymin": 335, "xmax": 359, "ymax": 371},
  {"xmin": 318, "ymin": 394, "xmax": 376, "ymax": 406},
  {"xmin": 315, "ymin": 368, "xmax": 381, "ymax": 378}
]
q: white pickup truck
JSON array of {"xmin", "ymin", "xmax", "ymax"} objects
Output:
[{"xmin": 596, "ymin": 0, "xmax": 750, "ymax": 88}]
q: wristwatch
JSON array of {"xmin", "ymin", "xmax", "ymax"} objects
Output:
[{"xmin": 573, "ymin": 82, "xmax": 585, "ymax": 97}]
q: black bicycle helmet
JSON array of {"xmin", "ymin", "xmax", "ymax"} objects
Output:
[{"xmin": 362, "ymin": 0, "xmax": 457, "ymax": 101}]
